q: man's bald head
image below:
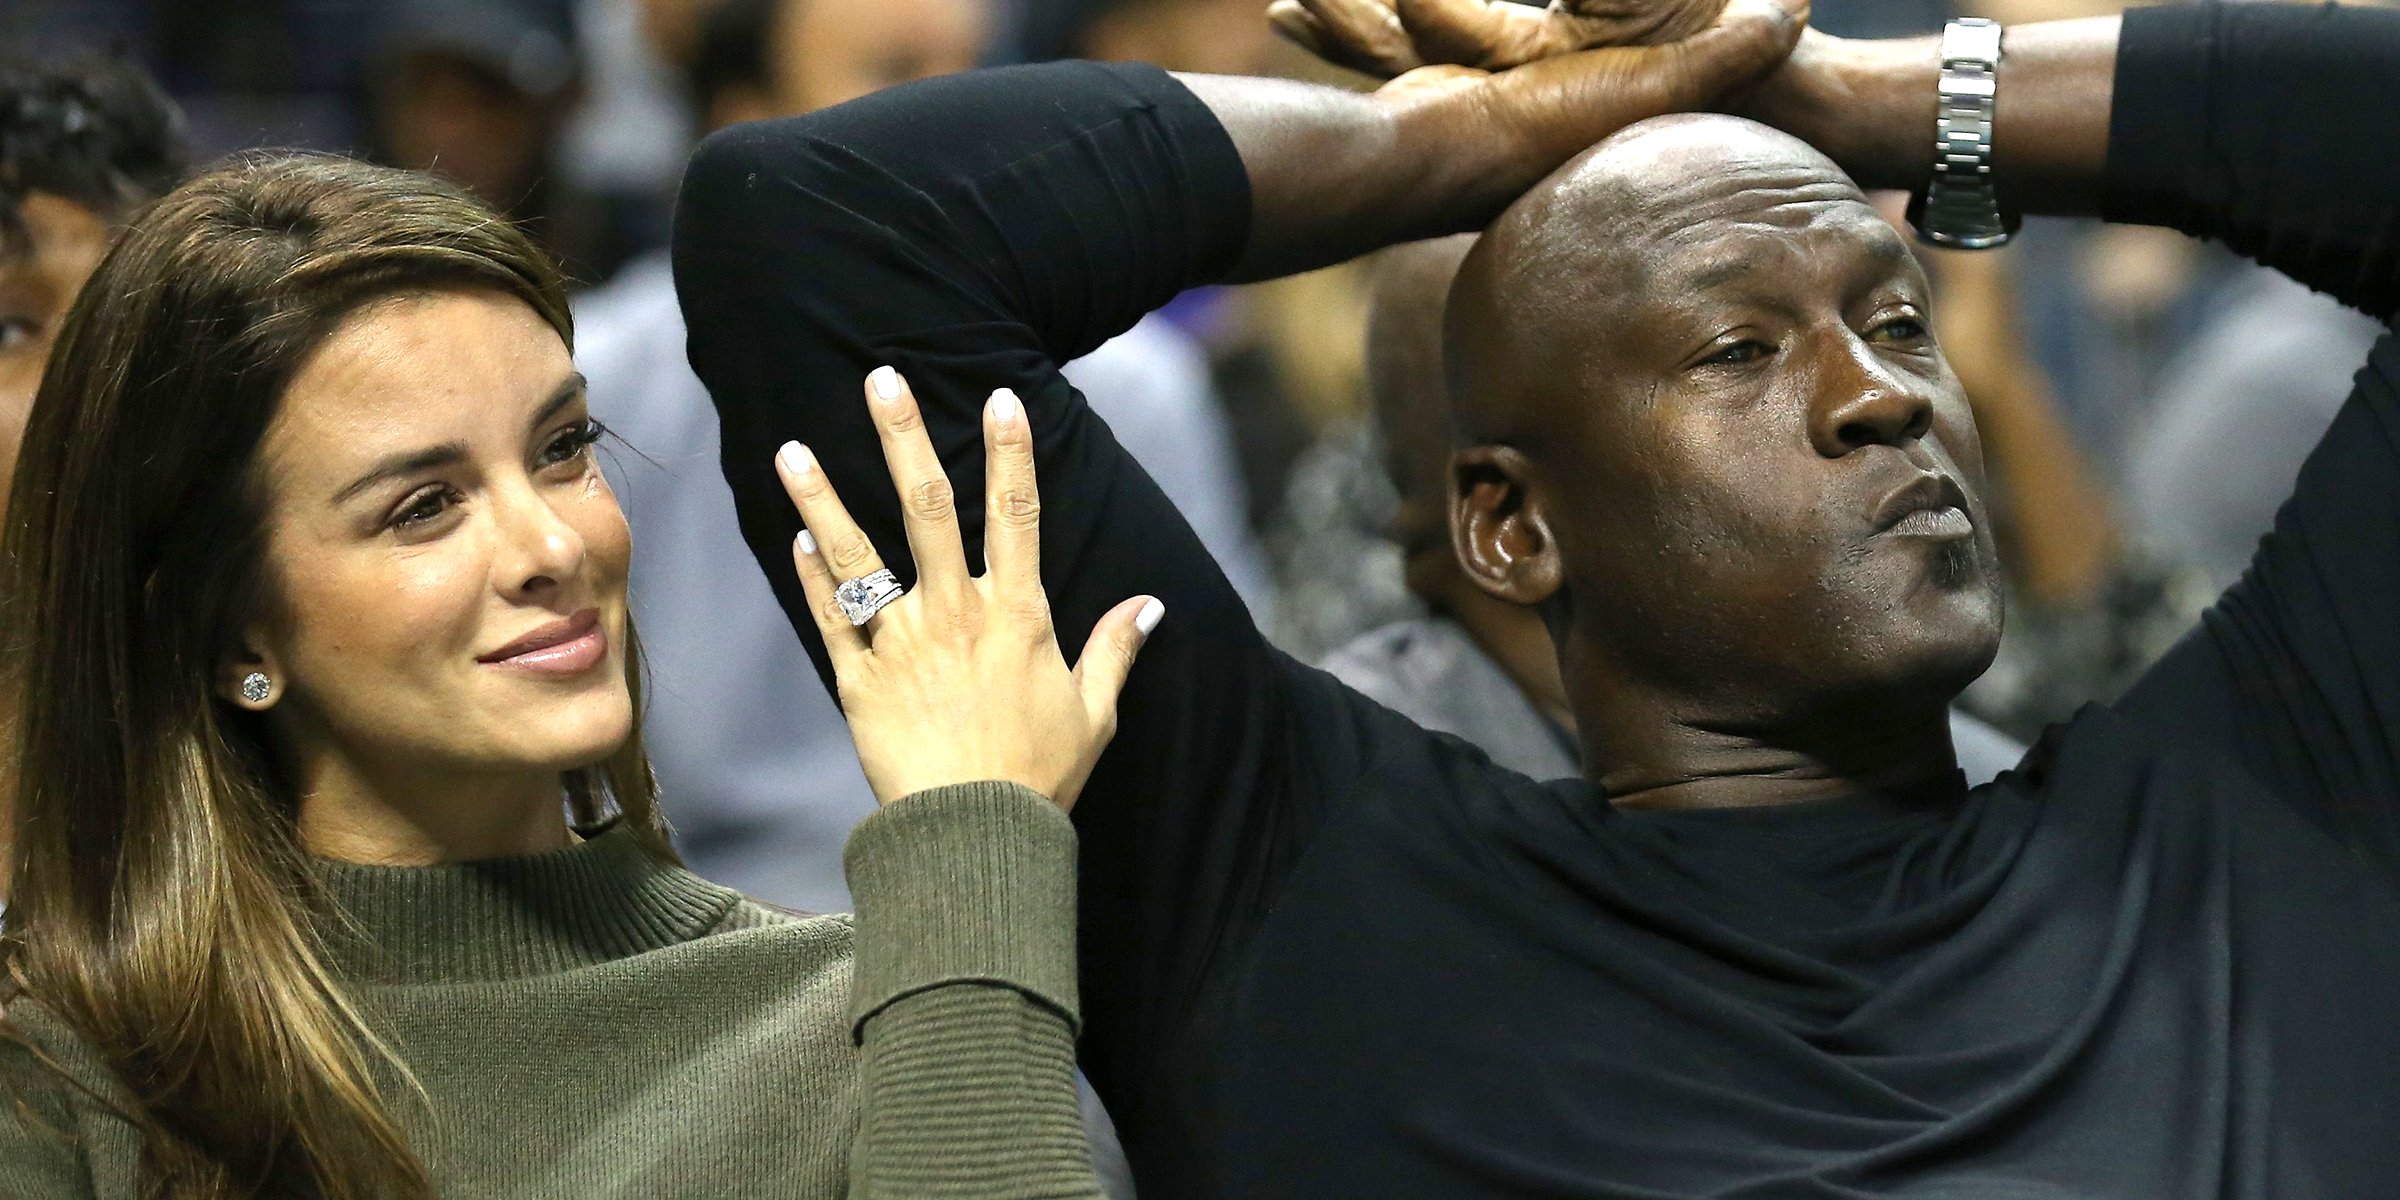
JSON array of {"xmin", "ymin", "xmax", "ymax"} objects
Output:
[{"xmin": 1446, "ymin": 114, "xmax": 1876, "ymax": 449}]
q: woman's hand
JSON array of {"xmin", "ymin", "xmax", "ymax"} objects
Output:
[{"xmin": 772, "ymin": 367, "xmax": 1162, "ymax": 812}]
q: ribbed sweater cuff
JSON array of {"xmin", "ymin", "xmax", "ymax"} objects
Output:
[{"xmin": 842, "ymin": 781, "xmax": 1081, "ymax": 1041}]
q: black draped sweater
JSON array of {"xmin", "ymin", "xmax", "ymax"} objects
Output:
[{"xmin": 672, "ymin": 5, "xmax": 2400, "ymax": 1195}]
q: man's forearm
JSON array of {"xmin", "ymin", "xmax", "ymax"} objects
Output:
[
  {"xmin": 1746, "ymin": 19, "xmax": 2119, "ymax": 216},
  {"xmin": 1184, "ymin": 0, "xmax": 1802, "ymax": 283}
]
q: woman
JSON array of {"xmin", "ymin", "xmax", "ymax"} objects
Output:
[{"xmin": 0, "ymin": 152, "xmax": 1154, "ymax": 1198}]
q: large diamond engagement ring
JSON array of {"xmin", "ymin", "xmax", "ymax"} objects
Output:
[{"xmin": 834, "ymin": 568, "xmax": 906, "ymax": 626}]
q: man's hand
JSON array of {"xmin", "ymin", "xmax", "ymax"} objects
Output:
[{"xmin": 1269, "ymin": 0, "xmax": 1729, "ymax": 76}]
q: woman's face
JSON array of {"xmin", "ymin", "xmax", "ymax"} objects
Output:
[{"xmin": 242, "ymin": 288, "xmax": 634, "ymax": 792}]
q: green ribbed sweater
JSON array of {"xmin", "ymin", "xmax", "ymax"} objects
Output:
[{"xmin": 0, "ymin": 782, "xmax": 1102, "ymax": 1199}]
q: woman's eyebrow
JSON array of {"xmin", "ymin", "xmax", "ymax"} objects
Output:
[
  {"xmin": 328, "ymin": 375, "xmax": 589, "ymax": 507},
  {"xmin": 526, "ymin": 372, "xmax": 588, "ymax": 433},
  {"xmin": 330, "ymin": 441, "xmax": 468, "ymax": 506}
]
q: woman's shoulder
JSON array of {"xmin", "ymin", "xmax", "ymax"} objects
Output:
[{"xmin": 710, "ymin": 898, "xmax": 856, "ymax": 938}]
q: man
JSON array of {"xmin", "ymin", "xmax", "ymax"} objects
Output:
[
  {"xmin": 579, "ymin": 0, "xmax": 1269, "ymax": 918},
  {"xmin": 1326, "ymin": 233, "xmax": 2028, "ymax": 782},
  {"xmin": 677, "ymin": 1, "xmax": 2400, "ymax": 1195}
]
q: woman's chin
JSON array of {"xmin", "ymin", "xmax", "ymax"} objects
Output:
[{"xmin": 502, "ymin": 692, "xmax": 638, "ymax": 776}]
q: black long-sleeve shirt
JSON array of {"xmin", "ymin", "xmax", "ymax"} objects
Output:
[{"xmin": 672, "ymin": 5, "xmax": 2400, "ymax": 1195}]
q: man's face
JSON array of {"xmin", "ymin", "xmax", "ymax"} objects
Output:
[
  {"xmin": 0, "ymin": 191, "xmax": 112, "ymax": 515},
  {"xmin": 774, "ymin": 0, "xmax": 989, "ymax": 114},
  {"xmin": 1507, "ymin": 146, "xmax": 2003, "ymax": 721}
]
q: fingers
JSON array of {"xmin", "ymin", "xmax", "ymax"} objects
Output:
[
  {"xmin": 775, "ymin": 443, "xmax": 873, "ymax": 665},
  {"xmin": 1071, "ymin": 594, "xmax": 1166, "ymax": 736},
  {"xmin": 1282, "ymin": 0, "xmax": 1426, "ymax": 76},
  {"xmin": 982, "ymin": 388, "xmax": 1043, "ymax": 602},
  {"xmin": 1394, "ymin": 0, "xmax": 1573, "ymax": 69},
  {"xmin": 775, "ymin": 439, "xmax": 892, "ymax": 640},
  {"xmin": 1650, "ymin": 0, "xmax": 1806, "ymax": 107},
  {"xmin": 1553, "ymin": 0, "xmax": 1728, "ymax": 48},
  {"xmin": 1375, "ymin": 63, "xmax": 1495, "ymax": 109},
  {"xmin": 864, "ymin": 365, "xmax": 970, "ymax": 598}
]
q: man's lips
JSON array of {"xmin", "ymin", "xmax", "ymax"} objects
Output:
[
  {"xmin": 1870, "ymin": 473, "xmax": 1974, "ymax": 540},
  {"xmin": 478, "ymin": 608, "xmax": 606, "ymax": 674}
]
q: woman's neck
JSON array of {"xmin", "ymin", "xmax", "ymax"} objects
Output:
[{"xmin": 292, "ymin": 753, "xmax": 576, "ymax": 867}]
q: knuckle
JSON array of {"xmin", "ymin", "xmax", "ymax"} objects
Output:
[
  {"xmin": 906, "ymin": 476, "xmax": 956, "ymax": 520},
  {"xmin": 826, "ymin": 532, "xmax": 878, "ymax": 572},
  {"xmin": 882, "ymin": 405, "xmax": 926, "ymax": 437},
  {"xmin": 994, "ymin": 485, "xmax": 1042, "ymax": 528}
]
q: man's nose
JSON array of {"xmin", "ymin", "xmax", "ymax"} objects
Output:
[{"xmin": 1806, "ymin": 340, "xmax": 1936, "ymax": 458}]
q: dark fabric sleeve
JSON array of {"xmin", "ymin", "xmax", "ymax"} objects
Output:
[
  {"xmin": 2101, "ymin": 3, "xmax": 2400, "ymax": 873},
  {"xmin": 670, "ymin": 61, "xmax": 1402, "ymax": 1150},
  {"xmin": 2101, "ymin": 2, "xmax": 2400, "ymax": 321}
]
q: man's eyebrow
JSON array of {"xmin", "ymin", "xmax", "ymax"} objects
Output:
[
  {"xmin": 329, "ymin": 374, "xmax": 588, "ymax": 508},
  {"xmin": 1682, "ymin": 255, "xmax": 1770, "ymax": 294}
]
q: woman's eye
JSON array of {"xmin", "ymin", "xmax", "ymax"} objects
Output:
[
  {"xmin": 390, "ymin": 487, "xmax": 455, "ymax": 530},
  {"xmin": 538, "ymin": 419, "xmax": 606, "ymax": 468},
  {"xmin": 0, "ymin": 317, "xmax": 39, "ymax": 353}
]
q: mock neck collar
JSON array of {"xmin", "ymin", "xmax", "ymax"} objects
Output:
[{"xmin": 312, "ymin": 822, "xmax": 742, "ymax": 984}]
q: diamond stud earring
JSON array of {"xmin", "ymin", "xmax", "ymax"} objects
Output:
[{"xmin": 239, "ymin": 672, "xmax": 272, "ymax": 705}]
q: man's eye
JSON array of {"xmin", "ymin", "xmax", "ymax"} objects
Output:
[
  {"xmin": 1873, "ymin": 316, "xmax": 1930, "ymax": 342},
  {"xmin": 1704, "ymin": 340, "xmax": 1772, "ymax": 367}
]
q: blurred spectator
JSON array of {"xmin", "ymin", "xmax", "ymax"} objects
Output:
[
  {"xmin": 0, "ymin": 51, "xmax": 183, "ymax": 511},
  {"xmin": 362, "ymin": 0, "xmax": 616, "ymax": 278},
  {"xmin": 1322, "ymin": 237, "xmax": 2028, "ymax": 785},
  {"xmin": 575, "ymin": 0, "xmax": 1266, "ymax": 909},
  {"xmin": 0, "ymin": 50, "xmax": 185, "ymax": 890}
]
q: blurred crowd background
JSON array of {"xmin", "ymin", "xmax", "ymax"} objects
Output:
[{"xmin": 8, "ymin": 0, "xmax": 2381, "ymax": 915}]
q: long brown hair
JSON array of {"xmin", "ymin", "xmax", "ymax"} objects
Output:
[{"xmin": 0, "ymin": 152, "xmax": 667, "ymax": 1198}]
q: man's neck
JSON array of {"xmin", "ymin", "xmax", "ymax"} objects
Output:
[{"xmin": 1567, "ymin": 657, "xmax": 1962, "ymax": 812}]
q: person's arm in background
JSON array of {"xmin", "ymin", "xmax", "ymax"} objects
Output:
[
  {"xmin": 671, "ymin": 9, "xmax": 1801, "ymax": 1152},
  {"xmin": 1923, "ymin": 245, "xmax": 2119, "ymax": 608}
]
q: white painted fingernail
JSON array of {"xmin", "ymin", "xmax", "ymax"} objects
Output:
[
  {"xmin": 796, "ymin": 529, "xmax": 817, "ymax": 556},
  {"xmin": 989, "ymin": 388, "xmax": 1021, "ymax": 426},
  {"xmin": 869, "ymin": 365, "xmax": 902, "ymax": 401},
  {"xmin": 778, "ymin": 441, "xmax": 811, "ymax": 475},
  {"xmin": 1134, "ymin": 597, "xmax": 1165, "ymax": 637}
]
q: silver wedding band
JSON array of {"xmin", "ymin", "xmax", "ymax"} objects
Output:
[{"xmin": 833, "ymin": 567, "xmax": 905, "ymax": 626}]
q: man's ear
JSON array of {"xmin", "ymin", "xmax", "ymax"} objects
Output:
[{"xmin": 1449, "ymin": 444, "xmax": 1562, "ymax": 606}]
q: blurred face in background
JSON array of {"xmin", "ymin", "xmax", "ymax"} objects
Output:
[
  {"xmin": 379, "ymin": 52, "xmax": 564, "ymax": 212},
  {"xmin": 0, "ymin": 192, "xmax": 112, "ymax": 518},
  {"xmin": 733, "ymin": 0, "xmax": 990, "ymax": 122}
]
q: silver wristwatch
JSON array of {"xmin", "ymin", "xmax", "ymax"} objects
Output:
[{"xmin": 1908, "ymin": 17, "xmax": 2019, "ymax": 249}]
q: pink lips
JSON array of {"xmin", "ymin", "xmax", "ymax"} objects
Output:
[{"xmin": 478, "ymin": 608, "xmax": 607, "ymax": 676}]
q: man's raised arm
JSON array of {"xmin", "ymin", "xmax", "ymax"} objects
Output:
[{"xmin": 669, "ymin": 16, "xmax": 1797, "ymax": 1145}]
